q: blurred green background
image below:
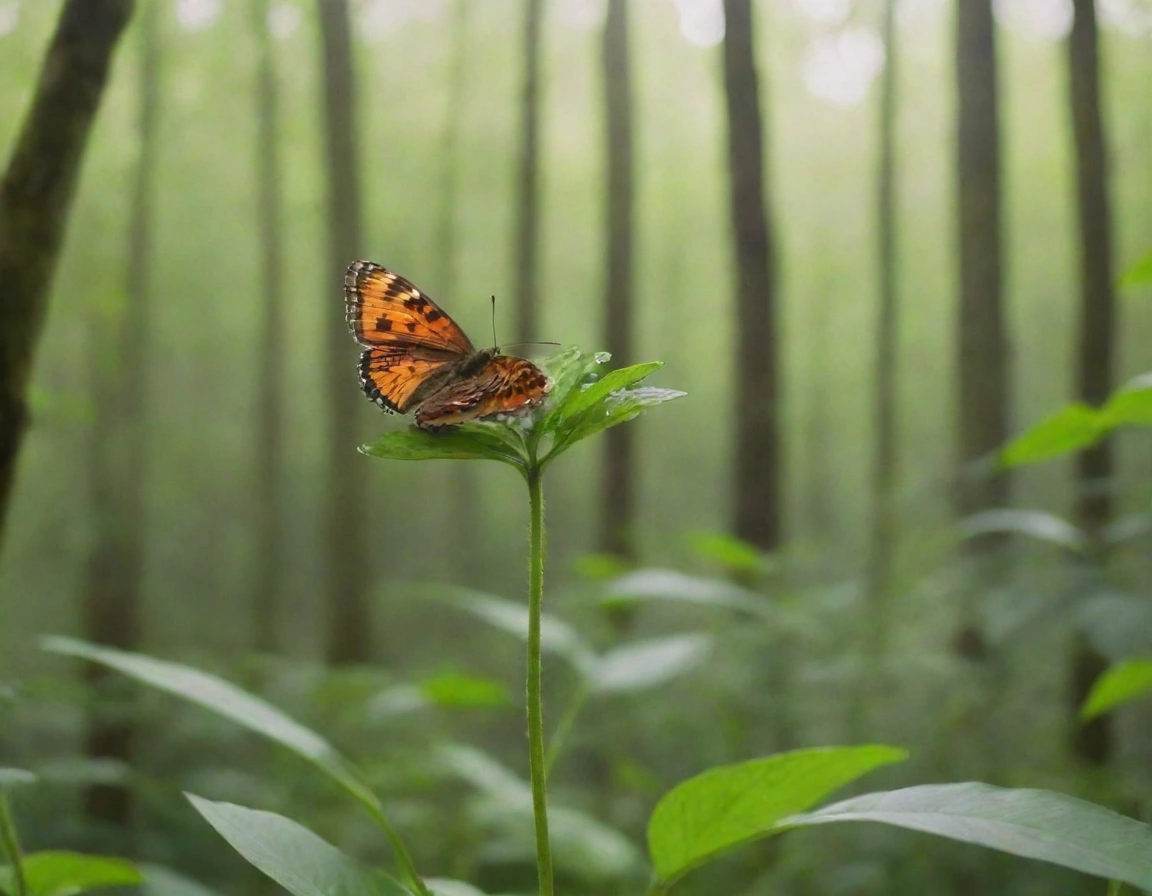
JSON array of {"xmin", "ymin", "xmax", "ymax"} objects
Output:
[{"xmin": 2, "ymin": 0, "xmax": 1152, "ymax": 893}]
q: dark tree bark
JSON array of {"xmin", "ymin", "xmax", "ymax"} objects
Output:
[
  {"xmin": 953, "ymin": 0, "xmax": 1009, "ymax": 658},
  {"xmin": 721, "ymin": 0, "xmax": 781, "ymax": 552},
  {"xmin": 317, "ymin": 0, "xmax": 370, "ymax": 664},
  {"xmin": 599, "ymin": 0, "xmax": 636, "ymax": 559},
  {"xmin": 83, "ymin": 0, "xmax": 155, "ymax": 830},
  {"xmin": 440, "ymin": 0, "xmax": 481, "ymax": 581},
  {"xmin": 514, "ymin": 0, "xmax": 544, "ymax": 345},
  {"xmin": 252, "ymin": 0, "xmax": 285, "ymax": 654},
  {"xmin": 955, "ymin": 0, "xmax": 1009, "ymax": 519},
  {"xmin": 863, "ymin": 0, "xmax": 900, "ymax": 706},
  {"xmin": 1067, "ymin": 0, "xmax": 1116, "ymax": 766},
  {"xmin": 0, "ymin": 0, "xmax": 134, "ymax": 554}
]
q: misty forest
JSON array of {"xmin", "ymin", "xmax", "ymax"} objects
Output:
[{"xmin": 2, "ymin": 0, "xmax": 1152, "ymax": 894}]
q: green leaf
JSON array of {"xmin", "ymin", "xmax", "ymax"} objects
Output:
[
  {"xmin": 1101, "ymin": 384, "xmax": 1152, "ymax": 429},
  {"xmin": 539, "ymin": 348, "xmax": 611, "ymax": 432},
  {"xmin": 590, "ymin": 635, "xmax": 712, "ymax": 694},
  {"xmin": 1001, "ymin": 404, "xmax": 1103, "ymax": 467},
  {"xmin": 1119, "ymin": 251, "xmax": 1152, "ymax": 289},
  {"xmin": 441, "ymin": 589, "xmax": 597, "ymax": 673},
  {"xmin": 556, "ymin": 361, "xmax": 664, "ymax": 427},
  {"xmin": 0, "ymin": 769, "xmax": 36, "ymax": 789},
  {"xmin": 684, "ymin": 531, "xmax": 769, "ymax": 574},
  {"xmin": 41, "ymin": 637, "xmax": 376, "ymax": 811},
  {"xmin": 419, "ymin": 672, "xmax": 511, "ymax": 709},
  {"xmin": 781, "ymin": 783, "xmax": 1152, "ymax": 890},
  {"xmin": 602, "ymin": 569, "xmax": 764, "ymax": 616},
  {"xmin": 647, "ymin": 745, "xmax": 907, "ymax": 885},
  {"xmin": 187, "ymin": 796, "xmax": 405, "ymax": 896},
  {"xmin": 955, "ymin": 509, "xmax": 1087, "ymax": 552},
  {"xmin": 360, "ymin": 426, "xmax": 525, "ymax": 468},
  {"xmin": 1080, "ymin": 659, "xmax": 1152, "ymax": 721},
  {"xmin": 550, "ymin": 386, "xmax": 685, "ymax": 462},
  {"xmin": 18, "ymin": 851, "xmax": 141, "ymax": 896},
  {"xmin": 424, "ymin": 882, "xmax": 493, "ymax": 896}
]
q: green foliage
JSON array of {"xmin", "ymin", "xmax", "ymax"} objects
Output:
[
  {"xmin": 41, "ymin": 637, "xmax": 374, "ymax": 808},
  {"xmin": 360, "ymin": 349, "xmax": 685, "ymax": 475},
  {"xmin": 1001, "ymin": 374, "xmax": 1152, "ymax": 467},
  {"xmin": 0, "ymin": 771, "xmax": 34, "ymax": 790},
  {"xmin": 683, "ymin": 531, "xmax": 769, "ymax": 576},
  {"xmin": 1080, "ymin": 659, "xmax": 1152, "ymax": 721},
  {"xmin": 0, "ymin": 852, "xmax": 141, "ymax": 896},
  {"xmin": 1119, "ymin": 250, "xmax": 1152, "ymax": 289},
  {"xmin": 601, "ymin": 569, "xmax": 764, "ymax": 617},
  {"xmin": 186, "ymin": 797, "xmax": 405, "ymax": 896},
  {"xmin": 782, "ymin": 783, "xmax": 1152, "ymax": 890},
  {"xmin": 646, "ymin": 746, "xmax": 908, "ymax": 887}
]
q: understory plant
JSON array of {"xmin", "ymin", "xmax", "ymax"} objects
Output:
[{"xmin": 27, "ymin": 350, "xmax": 1152, "ymax": 896}]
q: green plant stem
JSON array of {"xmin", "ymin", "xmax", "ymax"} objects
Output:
[
  {"xmin": 361, "ymin": 798, "xmax": 431, "ymax": 896},
  {"xmin": 545, "ymin": 678, "xmax": 591, "ymax": 778},
  {"xmin": 526, "ymin": 464, "xmax": 554, "ymax": 896},
  {"xmin": 1107, "ymin": 880, "xmax": 1123, "ymax": 896},
  {"xmin": 0, "ymin": 791, "xmax": 27, "ymax": 896}
]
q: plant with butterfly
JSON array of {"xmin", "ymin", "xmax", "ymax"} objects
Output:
[{"xmin": 33, "ymin": 266, "xmax": 1152, "ymax": 896}]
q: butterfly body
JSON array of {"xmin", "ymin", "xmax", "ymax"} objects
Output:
[{"xmin": 345, "ymin": 261, "xmax": 551, "ymax": 430}]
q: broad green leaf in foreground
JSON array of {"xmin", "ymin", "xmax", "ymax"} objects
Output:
[
  {"xmin": 1081, "ymin": 659, "xmax": 1152, "ymax": 721},
  {"xmin": 14, "ymin": 850, "xmax": 141, "ymax": 896},
  {"xmin": 647, "ymin": 745, "xmax": 907, "ymax": 885},
  {"xmin": 1000, "ymin": 404, "xmax": 1102, "ymax": 467},
  {"xmin": 781, "ymin": 783, "xmax": 1152, "ymax": 890},
  {"xmin": 360, "ymin": 425, "xmax": 526, "ymax": 468},
  {"xmin": 40, "ymin": 638, "xmax": 374, "ymax": 810},
  {"xmin": 187, "ymin": 796, "xmax": 406, "ymax": 896}
]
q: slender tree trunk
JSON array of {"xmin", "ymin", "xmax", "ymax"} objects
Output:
[
  {"xmin": 317, "ymin": 0, "xmax": 370, "ymax": 664},
  {"xmin": 0, "ymin": 0, "xmax": 134, "ymax": 553},
  {"xmin": 721, "ymin": 0, "xmax": 781, "ymax": 552},
  {"xmin": 514, "ymin": 0, "xmax": 544, "ymax": 345},
  {"xmin": 954, "ymin": 0, "xmax": 1009, "ymax": 655},
  {"xmin": 1067, "ymin": 0, "xmax": 1116, "ymax": 766},
  {"xmin": 599, "ymin": 0, "xmax": 636, "ymax": 559},
  {"xmin": 83, "ymin": 0, "xmax": 156, "ymax": 830},
  {"xmin": 440, "ymin": 0, "xmax": 481, "ymax": 582},
  {"xmin": 863, "ymin": 0, "xmax": 900, "ymax": 712},
  {"xmin": 252, "ymin": 0, "xmax": 285, "ymax": 655}
]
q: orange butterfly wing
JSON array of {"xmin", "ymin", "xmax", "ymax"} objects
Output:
[
  {"xmin": 345, "ymin": 260, "xmax": 473, "ymax": 354},
  {"xmin": 359, "ymin": 348, "xmax": 448, "ymax": 415},
  {"xmin": 415, "ymin": 356, "xmax": 552, "ymax": 429}
]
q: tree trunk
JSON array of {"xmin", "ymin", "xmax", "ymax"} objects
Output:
[
  {"xmin": 721, "ymin": 0, "xmax": 781, "ymax": 552},
  {"xmin": 954, "ymin": 0, "xmax": 1009, "ymax": 655},
  {"xmin": 252, "ymin": 0, "xmax": 285, "ymax": 655},
  {"xmin": 0, "ymin": 0, "xmax": 134, "ymax": 554},
  {"xmin": 317, "ymin": 0, "xmax": 370, "ymax": 664},
  {"xmin": 1067, "ymin": 0, "xmax": 1116, "ymax": 766},
  {"xmin": 440, "ymin": 0, "xmax": 481, "ymax": 582},
  {"xmin": 514, "ymin": 0, "xmax": 544, "ymax": 345},
  {"xmin": 599, "ymin": 0, "xmax": 636, "ymax": 560},
  {"xmin": 83, "ymin": 0, "xmax": 155, "ymax": 831},
  {"xmin": 863, "ymin": 0, "xmax": 900, "ymax": 713}
]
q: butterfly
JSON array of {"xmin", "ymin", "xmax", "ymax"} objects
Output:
[{"xmin": 345, "ymin": 260, "xmax": 552, "ymax": 430}]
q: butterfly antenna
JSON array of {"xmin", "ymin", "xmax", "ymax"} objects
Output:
[
  {"xmin": 500, "ymin": 341, "xmax": 561, "ymax": 350},
  {"xmin": 491, "ymin": 295, "xmax": 498, "ymax": 349}
]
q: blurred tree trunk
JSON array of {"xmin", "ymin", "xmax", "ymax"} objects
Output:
[
  {"xmin": 599, "ymin": 0, "xmax": 635, "ymax": 559},
  {"xmin": 84, "ymin": 0, "xmax": 156, "ymax": 831},
  {"xmin": 317, "ymin": 0, "xmax": 370, "ymax": 664},
  {"xmin": 253, "ymin": 0, "xmax": 285, "ymax": 654},
  {"xmin": 953, "ymin": 0, "xmax": 1009, "ymax": 655},
  {"xmin": 863, "ymin": 0, "xmax": 900, "ymax": 715},
  {"xmin": 440, "ymin": 0, "xmax": 481, "ymax": 581},
  {"xmin": 1067, "ymin": 0, "xmax": 1116, "ymax": 766},
  {"xmin": 0, "ymin": 0, "xmax": 133, "ymax": 555},
  {"xmin": 721, "ymin": 0, "xmax": 781, "ymax": 552},
  {"xmin": 514, "ymin": 0, "xmax": 544, "ymax": 345}
]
